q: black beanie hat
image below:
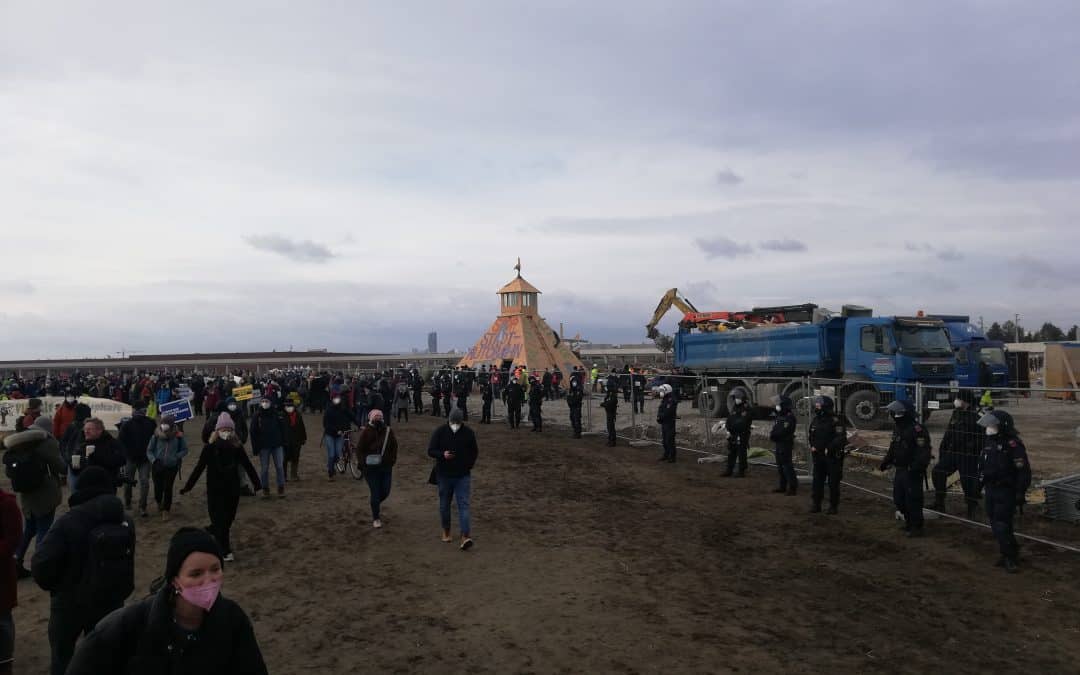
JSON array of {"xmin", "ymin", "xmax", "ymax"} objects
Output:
[
  {"xmin": 165, "ymin": 527, "xmax": 224, "ymax": 580},
  {"xmin": 68, "ymin": 466, "xmax": 116, "ymax": 507}
]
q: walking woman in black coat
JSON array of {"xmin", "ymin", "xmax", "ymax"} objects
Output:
[
  {"xmin": 179, "ymin": 413, "xmax": 261, "ymax": 562},
  {"xmin": 65, "ymin": 527, "xmax": 268, "ymax": 674}
]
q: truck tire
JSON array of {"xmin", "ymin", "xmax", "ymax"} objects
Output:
[
  {"xmin": 844, "ymin": 389, "xmax": 888, "ymax": 430},
  {"xmin": 699, "ymin": 387, "xmax": 728, "ymax": 418}
]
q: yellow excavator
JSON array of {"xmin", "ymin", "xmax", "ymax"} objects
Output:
[{"xmin": 646, "ymin": 288, "xmax": 741, "ymax": 339}]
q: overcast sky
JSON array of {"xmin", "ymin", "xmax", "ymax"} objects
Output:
[{"xmin": 2, "ymin": 1, "xmax": 1078, "ymax": 359}]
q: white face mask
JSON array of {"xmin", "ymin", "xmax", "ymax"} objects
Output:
[
  {"xmin": 219, "ymin": 430, "xmax": 233, "ymax": 440},
  {"xmin": 65, "ymin": 396, "xmax": 75, "ymax": 403},
  {"xmin": 260, "ymin": 401, "xmax": 271, "ymax": 410},
  {"xmin": 953, "ymin": 399, "xmax": 964, "ymax": 409},
  {"xmin": 450, "ymin": 423, "xmax": 461, "ymax": 433},
  {"xmin": 734, "ymin": 398, "xmax": 743, "ymax": 405},
  {"xmin": 227, "ymin": 404, "xmax": 237, "ymax": 411},
  {"xmin": 285, "ymin": 406, "xmax": 295, "ymax": 413},
  {"xmin": 332, "ymin": 398, "xmax": 342, "ymax": 405},
  {"xmin": 160, "ymin": 424, "xmax": 171, "ymax": 432},
  {"xmin": 775, "ymin": 404, "xmax": 782, "ymax": 412},
  {"xmin": 985, "ymin": 427, "xmax": 998, "ymax": 436}
]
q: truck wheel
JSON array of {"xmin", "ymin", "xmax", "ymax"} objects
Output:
[
  {"xmin": 699, "ymin": 388, "xmax": 727, "ymax": 418},
  {"xmin": 844, "ymin": 389, "xmax": 887, "ymax": 430}
]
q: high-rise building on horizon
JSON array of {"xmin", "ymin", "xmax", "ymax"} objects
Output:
[{"xmin": 427, "ymin": 332, "xmax": 438, "ymax": 353}]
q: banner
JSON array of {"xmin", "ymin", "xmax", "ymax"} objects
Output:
[
  {"xmin": 0, "ymin": 396, "xmax": 133, "ymax": 434},
  {"xmin": 177, "ymin": 384, "xmax": 194, "ymax": 401},
  {"xmin": 233, "ymin": 385, "xmax": 254, "ymax": 401},
  {"xmin": 159, "ymin": 399, "xmax": 194, "ymax": 423}
]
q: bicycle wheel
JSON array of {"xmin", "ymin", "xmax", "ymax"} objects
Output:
[
  {"xmin": 334, "ymin": 450, "xmax": 348, "ymax": 474},
  {"xmin": 349, "ymin": 455, "xmax": 363, "ymax": 480}
]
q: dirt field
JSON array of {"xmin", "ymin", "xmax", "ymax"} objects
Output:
[{"xmin": 14, "ymin": 411, "xmax": 1080, "ymax": 674}]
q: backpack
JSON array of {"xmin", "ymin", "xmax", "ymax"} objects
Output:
[
  {"xmin": 80, "ymin": 521, "xmax": 135, "ymax": 606},
  {"xmin": 3, "ymin": 446, "xmax": 47, "ymax": 493}
]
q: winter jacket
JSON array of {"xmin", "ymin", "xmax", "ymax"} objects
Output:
[
  {"xmin": 66, "ymin": 585, "xmax": 267, "ymax": 675},
  {"xmin": 426, "ymin": 424, "xmax": 478, "ymax": 478},
  {"xmin": 322, "ymin": 403, "xmax": 353, "ymax": 436},
  {"xmin": 3, "ymin": 429, "xmax": 66, "ymax": 517},
  {"xmin": 146, "ymin": 430, "xmax": 189, "ymax": 470},
  {"xmin": 249, "ymin": 408, "xmax": 285, "ymax": 452},
  {"xmin": 356, "ymin": 424, "xmax": 398, "ymax": 470},
  {"xmin": 181, "ymin": 439, "xmax": 261, "ymax": 498},
  {"xmin": 118, "ymin": 414, "xmax": 157, "ymax": 465},
  {"xmin": 76, "ymin": 432, "xmax": 127, "ymax": 482},
  {"xmin": 282, "ymin": 411, "xmax": 307, "ymax": 448},
  {"xmin": 52, "ymin": 402, "xmax": 78, "ymax": 439},
  {"xmin": 202, "ymin": 402, "xmax": 247, "ymax": 445},
  {"xmin": 31, "ymin": 492, "xmax": 134, "ymax": 604},
  {"xmin": 0, "ymin": 490, "xmax": 22, "ymax": 612}
]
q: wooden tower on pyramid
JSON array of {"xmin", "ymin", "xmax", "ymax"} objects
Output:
[{"xmin": 457, "ymin": 260, "xmax": 585, "ymax": 375}]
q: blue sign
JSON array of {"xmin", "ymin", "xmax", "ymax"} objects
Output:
[{"xmin": 159, "ymin": 398, "xmax": 193, "ymax": 423}]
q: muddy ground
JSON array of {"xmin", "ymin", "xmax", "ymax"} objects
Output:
[{"xmin": 14, "ymin": 410, "xmax": 1080, "ymax": 674}]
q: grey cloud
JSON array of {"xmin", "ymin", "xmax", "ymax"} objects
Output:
[
  {"xmin": 245, "ymin": 234, "xmax": 336, "ymax": 262},
  {"xmin": 0, "ymin": 281, "xmax": 35, "ymax": 294},
  {"xmin": 715, "ymin": 168, "xmax": 743, "ymax": 185},
  {"xmin": 905, "ymin": 241, "xmax": 962, "ymax": 261},
  {"xmin": 918, "ymin": 135, "xmax": 1080, "ymax": 181},
  {"xmin": 904, "ymin": 242, "xmax": 932, "ymax": 253},
  {"xmin": 759, "ymin": 238, "xmax": 807, "ymax": 252},
  {"xmin": 935, "ymin": 247, "xmax": 963, "ymax": 262},
  {"xmin": 695, "ymin": 236, "xmax": 753, "ymax": 259}
]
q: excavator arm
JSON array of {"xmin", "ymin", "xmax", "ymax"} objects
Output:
[{"xmin": 646, "ymin": 288, "xmax": 699, "ymax": 339}]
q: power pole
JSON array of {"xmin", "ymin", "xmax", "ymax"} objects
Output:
[{"xmin": 1014, "ymin": 314, "xmax": 1020, "ymax": 342}]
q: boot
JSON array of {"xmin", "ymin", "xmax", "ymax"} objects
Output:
[
  {"xmin": 262, "ymin": 488, "xmax": 271, "ymax": 498},
  {"xmin": 1003, "ymin": 557, "xmax": 1019, "ymax": 574},
  {"xmin": 277, "ymin": 485, "xmax": 286, "ymax": 498}
]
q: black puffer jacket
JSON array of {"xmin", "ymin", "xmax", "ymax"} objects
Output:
[
  {"xmin": 65, "ymin": 585, "xmax": 268, "ymax": 675},
  {"xmin": 119, "ymin": 414, "xmax": 157, "ymax": 465}
]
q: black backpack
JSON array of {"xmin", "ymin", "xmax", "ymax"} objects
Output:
[
  {"xmin": 80, "ymin": 521, "xmax": 135, "ymax": 606},
  {"xmin": 3, "ymin": 446, "xmax": 47, "ymax": 493}
]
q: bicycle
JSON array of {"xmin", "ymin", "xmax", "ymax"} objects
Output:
[{"xmin": 333, "ymin": 430, "xmax": 363, "ymax": 479}]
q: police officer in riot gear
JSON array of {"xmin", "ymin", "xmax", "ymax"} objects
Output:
[
  {"xmin": 809, "ymin": 395, "xmax": 846, "ymax": 512},
  {"xmin": 769, "ymin": 395, "xmax": 798, "ymax": 496},
  {"xmin": 978, "ymin": 410, "xmax": 1031, "ymax": 573},
  {"xmin": 631, "ymin": 369, "xmax": 646, "ymax": 414},
  {"xmin": 880, "ymin": 400, "xmax": 932, "ymax": 537},
  {"xmin": 566, "ymin": 377, "xmax": 584, "ymax": 438},
  {"xmin": 505, "ymin": 378, "xmax": 524, "ymax": 429},
  {"xmin": 479, "ymin": 381, "xmax": 493, "ymax": 424},
  {"xmin": 722, "ymin": 387, "xmax": 752, "ymax": 477},
  {"xmin": 411, "ymin": 369, "xmax": 425, "ymax": 415},
  {"xmin": 430, "ymin": 379, "xmax": 442, "ymax": 417},
  {"xmin": 656, "ymin": 384, "xmax": 678, "ymax": 462},
  {"xmin": 931, "ymin": 389, "xmax": 981, "ymax": 517}
]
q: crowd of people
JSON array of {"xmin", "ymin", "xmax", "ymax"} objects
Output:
[{"xmin": 0, "ymin": 362, "xmax": 1036, "ymax": 672}]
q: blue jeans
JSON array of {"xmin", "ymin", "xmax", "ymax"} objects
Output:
[
  {"xmin": 437, "ymin": 474, "xmax": 472, "ymax": 535},
  {"xmin": 364, "ymin": 468, "xmax": 393, "ymax": 519},
  {"xmin": 15, "ymin": 510, "xmax": 55, "ymax": 563},
  {"xmin": 259, "ymin": 446, "xmax": 285, "ymax": 489},
  {"xmin": 67, "ymin": 469, "xmax": 79, "ymax": 492},
  {"xmin": 324, "ymin": 435, "xmax": 345, "ymax": 476}
]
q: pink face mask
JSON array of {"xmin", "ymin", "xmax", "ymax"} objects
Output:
[{"xmin": 176, "ymin": 579, "xmax": 222, "ymax": 611}]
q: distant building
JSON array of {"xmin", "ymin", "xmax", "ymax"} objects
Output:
[{"xmin": 427, "ymin": 332, "xmax": 438, "ymax": 353}]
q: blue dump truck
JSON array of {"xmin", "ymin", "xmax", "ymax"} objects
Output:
[
  {"xmin": 927, "ymin": 315, "xmax": 1010, "ymax": 388},
  {"xmin": 676, "ymin": 305, "xmax": 957, "ymax": 429}
]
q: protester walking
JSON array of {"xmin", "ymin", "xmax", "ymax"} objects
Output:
[
  {"xmin": 4, "ymin": 425, "xmax": 65, "ymax": 580},
  {"xmin": 118, "ymin": 404, "xmax": 156, "ymax": 517},
  {"xmin": 322, "ymin": 395, "xmax": 353, "ymax": 481},
  {"xmin": 65, "ymin": 526, "xmax": 268, "ymax": 674},
  {"xmin": 0, "ymin": 482, "xmax": 22, "ymax": 675},
  {"xmin": 427, "ymin": 409, "xmax": 478, "ymax": 550},
  {"xmin": 282, "ymin": 401, "xmax": 306, "ymax": 481},
  {"xmin": 250, "ymin": 400, "xmax": 286, "ymax": 498},
  {"xmin": 357, "ymin": 410, "xmax": 398, "ymax": 529},
  {"xmin": 31, "ymin": 466, "xmax": 136, "ymax": 675},
  {"xmin": 145, "ymin": 415, "xmax": 189, "ymax": 521},
  {"xmin": 180, "ymin": 413, "xmax": 261, "ymax": 562}
]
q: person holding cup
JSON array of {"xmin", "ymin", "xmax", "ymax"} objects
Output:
[{"xmin": 71, "ymin": 418, "xmax": 126, "ymax": 493}]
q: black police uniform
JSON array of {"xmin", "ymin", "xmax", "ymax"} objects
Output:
[
  {"xmin": 931, "ymin": 406, "xmax": 981, "ymax": 515},
  {"xmin": 809, "ymin": 409, "xmax": 846, "ymax": 512},
  {"xmin": 657, "ymin": 393, "xmax": 678, "ymax": 462},
  {"xmin": 600, "ymin": 390, "xmax": 618, "ymax": 446},
  {"xmin": 632, "ymin": 372, "xmax": 646, "ymax": 413},
  {"xmin": 567, "ymin": 382, "xmax": 584, "ymax": 438},
  {"xmin": 430, "ymin": 383, "xmax": 442, "ymax": 417},
  {"xmin": 723, "ymin": 403, "xmax": 752, "ymax": 477},
  {"xmin": 881, "ymin": 417, "xmax": 932, "ymax": 534},
  {"xmin": 979, "ymin": 434, "xmax": 1031, "ymax": 567},
  {"xmin": 528, "ymin": 382, "xmax": 544, "ymax": 431},
  {"xmin": 770, "ymin": 409, "xmax": 798, "ymax": 494},
  {"xmin": 505, "ymin": 381, "xmax": 524, "ymax": 429},
  {"xmin": 412, "ymin": 374, "xmax": 424, "ymax": 414},
  {"xmin": 480, "ymin": 383, "xmax": 493, "ymax": 424}
]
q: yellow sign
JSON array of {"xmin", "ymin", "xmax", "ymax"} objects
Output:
[{"xmin": 233, "ymin": 385, "xmax": 254, "ymax": 401}]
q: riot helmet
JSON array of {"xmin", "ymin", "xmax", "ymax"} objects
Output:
[
  {"xmin": 813, "ymin": 395, "xmax": 834, "ymax": 416},
  {"xmin": 731, "ymin": 387, "xmax": 749, "ymax": 407},
  {"xmin": 885, "ymin": 399, "xmax": 914, "ymax": 421},
  {"xmin": 977, "ymin": 409, "xmax": 1015, "ymax": 437}
]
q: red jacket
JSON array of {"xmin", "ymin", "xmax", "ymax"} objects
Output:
[
  {"xmin": 0, "ymin": 490, "xmax": 23, "ymax": 612},
  {"xmin": 53, "ymin": 402, "xmax": 78, "ymax": 439}
]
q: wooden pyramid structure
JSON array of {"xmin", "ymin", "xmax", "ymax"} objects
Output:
[{"xmin": 457, "ymin": 261, "xmax": 585, "ymax": 375}]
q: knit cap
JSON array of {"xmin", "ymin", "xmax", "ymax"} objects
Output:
[
  {"xmin": 164, "ymin": 527, "xmax": 224, "ymax": 580},
  {"xmin": 215, "ymin": 412, "xmax": 235, "ymax": 430}
]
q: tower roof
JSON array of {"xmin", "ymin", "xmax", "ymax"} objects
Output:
[{"xmin": 497, "ymin": 276, "xmax": 541, "ymax": 295}]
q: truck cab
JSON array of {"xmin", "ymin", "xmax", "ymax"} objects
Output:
[{"xmin": 929, "ymin": 316, "xmax": 1010, "ymax": 388}]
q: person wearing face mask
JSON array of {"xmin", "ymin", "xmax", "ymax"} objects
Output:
[
  {"xmin": 52, "ymin": 391, "xmax": 79, "ymax": 440},
  {"xmin": 722, "ymin": 388, "xmax": 753, "ymax": 477},
  {"xmin": 180, "ymin": 413, "xmax": 261, "ymax": 562},
  {"xmin": 201, "ymin": 397, "xmax": 247, "ymax": 447},
  {"xmin": 64, "ymin": 526, "xmax": 268, "ymax": 674},
  {"xmin": 977, "ymin": 410, "xmax": 1031, "ymax": 573},
  {"xmin": 119, "ymin": 403, "xmax": 157, "ymax": 516},
  {"xmin": 282, "ymin": 401, "xmax": 307, "ymax": 481},
  {"xmin": 879, "ymin": 400, "xmax": 932, "ymax": 537},
  {"xmin": 527, "ymin": 377, "xmax": 544, "ymax": 432},
  {"xmin": 427, "ymin": 409, "xmax": 478, "ymax": 549},
  {"xmin": 145, "ymin": 415, "xmax": 188, "ymax": 521},
  {"xmin": 479, "ymin": 380, "xmax": 493, "ymax": 424},
  {"xmin": 322, "ymin": 394, "xmax": 354, "ymax": 481},
  {"xmin": 808, "ymin": 396, "xmax": 846, "ymax": 513},
  {"xmin": 769, "ymin": 395, "xmax": 798, "ymax": 496},
  {"xmin": 357, "ymin": 409, "xmax": 398, "ymax": 529},
  {"xmin": 250, "ymin": 399, "xmax": 286, "ymax": 498},
  {"xmin": 566, "ymin": 378, "xmax": 584, "ymax": 438},
  {"xmin": 656, "ymin": 384, "xmax": 678, "ymax": 462},
  {"xmin": 931, "ymin": 389, "xmax": 982, "ymax": 518}
]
